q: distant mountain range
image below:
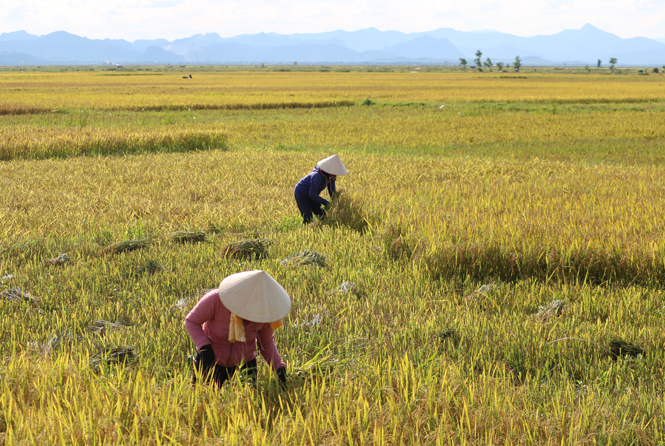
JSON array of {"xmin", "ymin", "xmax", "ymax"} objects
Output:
[{"xmin": 1, "ymin": 24, "xmax": 664, "ymax": 66}]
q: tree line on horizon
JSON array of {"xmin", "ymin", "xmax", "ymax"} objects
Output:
[{"xmin": 457, "ymin": 51, "xmax": 626, "ymax": 73}]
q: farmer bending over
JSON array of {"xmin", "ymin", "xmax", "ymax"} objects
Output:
[
  {"xmin": 294, "ymin": 154, "xmax": 348, "ymax": 224},
  {"xmin": 185, "ymin": 270, "xmax": 290, "ymax": 387}
]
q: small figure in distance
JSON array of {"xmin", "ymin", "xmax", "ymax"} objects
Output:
[
  {"xmin": 294, "ymin": 154, "xmax": 348, "ymax": 224},
  {"xmin": 185, "ymin": 270, "xmax": 291, "ymax": 388}
]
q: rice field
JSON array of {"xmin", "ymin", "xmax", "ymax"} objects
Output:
[
  {"xmin": 1, "ymin": 68, "xmax": 664, "ymax": 111},
  {"xmin": 1, "ymin": 67, "xmax": 665, "ymax": 445}
]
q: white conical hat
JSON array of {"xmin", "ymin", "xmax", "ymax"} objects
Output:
[
  {"xmin": 218, "ymin": 270, "xmax": 291, "ymax": 323},
  {"xmin": 317, "ymin": 154, "xmax": 348, "ymax": 176}
]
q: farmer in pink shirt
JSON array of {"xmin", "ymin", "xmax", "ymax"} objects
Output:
[{"xmin": 185, "ymin": 270, "xmax": 291, "ymax": 387}]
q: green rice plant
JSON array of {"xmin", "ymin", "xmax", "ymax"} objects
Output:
[{"xmin": 221, "ymin": 238, "xmax": 271, "ymax": 259}]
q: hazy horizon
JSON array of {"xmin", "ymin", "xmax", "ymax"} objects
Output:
[
  {"xmin": 2, "ymin": 24, "xmax": 664, "ymax": 45},
  {"xmin": 2, "ymin": 0, "xmax": 665, "ymax": 42}
]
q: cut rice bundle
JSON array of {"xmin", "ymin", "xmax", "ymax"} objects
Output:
[
  {"xmin": 221, "ymin": 238, "xmax": 271, "ymax": 260},
  {"xmin": 281, "ymin": 249, "xmax": 327, "ymax": 268}
]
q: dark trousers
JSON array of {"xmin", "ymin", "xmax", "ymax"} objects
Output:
[
  {"xmin": 193, "ymin": 357, "xmax": 257, "ymax": 387},
  {"xmin": 295, "ymin": 194, "xmax": 325, "ymax": 224}
]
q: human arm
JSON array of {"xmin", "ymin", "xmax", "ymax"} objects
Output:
[
  {"xmin": 328, "ymin": 177, "xmax": 336, "ymax": 199},
  {"xmin": 256, "ymin": 324, "xmax": 286, "ymax": 371},
  {"xmin": 308, "ymin": 173, "xmax": 330, "ymax": 207},
  {"xmin": 184, "ymin": 291, "xmax": 218, "ymax": 351}
]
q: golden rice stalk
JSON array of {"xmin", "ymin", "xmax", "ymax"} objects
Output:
[
  {"xmin": 102, "ymin": 239, "xmax": 150, "ymax": 255},
  {"xmin": 321, "ymin": 191, "xmax": 369, "ymax": 233}
]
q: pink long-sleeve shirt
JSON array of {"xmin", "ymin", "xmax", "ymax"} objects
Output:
[{"xmin": 184, "ymin": 289, "xmax": 286, "ymax": 371}]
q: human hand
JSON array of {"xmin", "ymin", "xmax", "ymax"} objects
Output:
[
  {"xmin": 198, "ymin": 344, "xmax": 216, "ymax": 368},
  {"xmin": 277, "ymin": 366, "xmax": 287, "ymax": 389}
]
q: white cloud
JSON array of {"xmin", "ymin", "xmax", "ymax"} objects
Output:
[
  {"xmin": 4, "ymin": 6, "xmax": 27, "ymax": 23},
  {"xmin": 1, "ymin": 0, "xmax": 664, "ymax": 41}
]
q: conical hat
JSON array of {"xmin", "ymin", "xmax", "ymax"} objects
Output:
[
  {"xmin": 218, "ymin": 270, "xmax": 291, "ymax": 323},
  {"xmin": 317, "ymin": 154, "xmax": 348, "ymax": 176}
]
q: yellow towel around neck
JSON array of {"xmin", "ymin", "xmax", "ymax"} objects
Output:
[
  {"xmin": 228, "ymin": 313, "xmax": 246, "ymax": 343},
  {"xmin": 228, "ymin": 313, "xmax": 283, "ymax": 343}
]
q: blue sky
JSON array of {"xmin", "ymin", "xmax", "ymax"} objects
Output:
[{"xmin": 2, "ymin": 0, "xmax": 664, "ymax": 41}]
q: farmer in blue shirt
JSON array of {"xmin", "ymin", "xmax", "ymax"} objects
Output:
[{"xmin": 294, "ymin": 155, "xmax": 348, "ymax": 224}]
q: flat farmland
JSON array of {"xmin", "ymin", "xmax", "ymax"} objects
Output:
[
  {"xmin": 2, "ymin": 68, "xmax": 665, "ymax": 110},
  {"xmin": 1, "ymin": 67, "xmax": 664, "ymax": 445}
]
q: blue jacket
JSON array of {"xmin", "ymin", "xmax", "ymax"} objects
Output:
[{"xmin": 294, "ymin": 166, "xmax": 336, "ymax": 206}]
